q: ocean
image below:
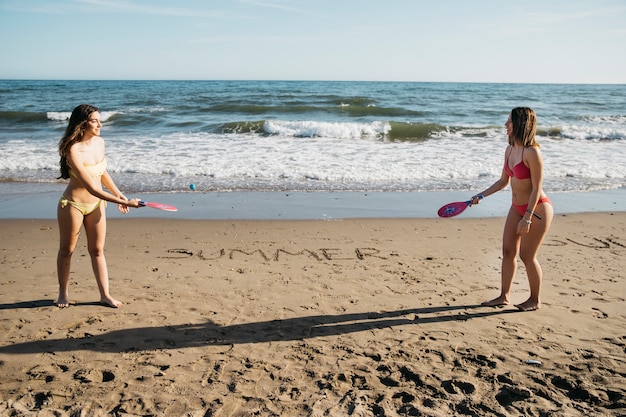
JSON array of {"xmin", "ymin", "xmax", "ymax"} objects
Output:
[{"xmin": 1, "ymin": 80, "xmax": 625, "ymax": 195}]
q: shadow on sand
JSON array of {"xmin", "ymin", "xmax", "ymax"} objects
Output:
[{"xmin": 0, "ymin": 303, "xmax": 518, "ymax": 355}]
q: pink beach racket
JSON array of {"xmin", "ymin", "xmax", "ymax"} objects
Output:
[
  {"xmin": 438, "ymin": 201, "xmax": 472, "ymax": 218},
  {"xmin": 139, "ymin": 201, "xmax": 178, "ymax": 212},
  {"xmin": 437, "ymin": 195, "xmax": 482, "ymax": 218}
]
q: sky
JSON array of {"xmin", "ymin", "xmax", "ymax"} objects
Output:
[{"xmin": 0, "ymin": 0, "xmax": 625, "ymax": 83}]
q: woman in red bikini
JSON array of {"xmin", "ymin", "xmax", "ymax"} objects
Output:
[
  {"xmin": 469, "ymin": 107, "xmax": 553, "ymax": 311},
  {"xmin": 56, "ymin": 104, "xmax": 142, "ymax": 308}
]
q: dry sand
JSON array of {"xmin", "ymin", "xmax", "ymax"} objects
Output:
[{"xmin": 0, "ymin": 213, "xmax": 624, "ymax": 416}]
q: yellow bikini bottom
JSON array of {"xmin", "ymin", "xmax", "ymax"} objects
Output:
[{"xmin": 59, "ymin": 196, "xmax": 106, "ymax": 216}]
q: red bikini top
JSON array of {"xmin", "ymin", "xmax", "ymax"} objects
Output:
[{"xmin": 504, "ymin": 147, "xmax": 531, "ymax": 180}]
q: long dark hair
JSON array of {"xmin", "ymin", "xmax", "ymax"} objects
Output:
[
  {"xmin": 508, "ymin": 107, "xmax": 538, "ymax": 147},
  {"xmin": 58, "ymin": 104, "xmax": 99, "ymax": 179}
]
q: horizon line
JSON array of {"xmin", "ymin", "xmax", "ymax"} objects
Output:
[{"xmin": 1, "ymin": 78, "xmax": 625, "ymax": 86}]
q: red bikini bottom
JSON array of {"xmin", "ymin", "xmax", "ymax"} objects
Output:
[{"xmin": 512, "ymin": 197, "xmax": 552, "ymax": 216}]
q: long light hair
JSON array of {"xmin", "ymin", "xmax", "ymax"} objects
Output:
[
  {"xmin": 58, "ymin": 104, "xmax": 99, "ymax": 179},
  {"xmin": 508, "ymin": 107, "xmax": 539, "ymax": 147}
]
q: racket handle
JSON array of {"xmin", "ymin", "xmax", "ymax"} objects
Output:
[
  {"xmin": 526, "ymin": 209, "xmax": 542, "ymax": 220},
  {"xmin": 138, "ymin": 201, "xmax": 146, "ymax": 207}
]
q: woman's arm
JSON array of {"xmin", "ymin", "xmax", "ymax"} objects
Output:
[
  {"xmin": 100, "ymin": 170, "xmax": 140, "ymax": 212},
  {"xmin": 522, "ymin": 146, "xmax": 545, "ymax": 218},
  {"xmin": 101, "ymin": 170, "xmax": 126, "ymax": 201}
]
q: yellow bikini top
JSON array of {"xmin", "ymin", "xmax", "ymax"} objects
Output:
[{"xmin": 69, "ymin": 159, "xmax": 107, "ymax": 179}]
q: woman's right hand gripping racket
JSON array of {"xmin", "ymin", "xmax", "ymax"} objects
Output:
[{"xmin": 437, "ymin": 195, "xmax": 482, "ymax": 218}]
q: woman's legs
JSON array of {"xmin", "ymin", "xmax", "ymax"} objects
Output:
[
  {"xmin": 83, "ymin": 203, "xmax": 122, "ymax": 308},
  {"xmin": 482, "ymin": 206, "xmax": 521, "ymax": 306},
  {"xmin": 56, "ymin": 202, "xmax": 84, "ymax": 307},
  {"xmin": 56, "ymin": 201, "xmax": 122, "ymax": 308},
  {"xmin": 516, "ymin": 202, "xmax": 553, "ymax": 311}
]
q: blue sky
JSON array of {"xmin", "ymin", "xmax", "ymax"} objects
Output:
[{"xmin": 1, "ymin": 0, "xmax": 625, "ymax": 83}]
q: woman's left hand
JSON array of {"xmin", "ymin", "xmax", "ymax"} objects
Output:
[
  {"xmin": 117, "ymin": 194, "xmax": 130, "ymax": 214},
  {"xmin": 517, "ymin": 219, "xmax": 531, "ymax": 235},
  {"xmin": 469, "ymin": 194, "xmax": 483, "ymax": 206},
  {"xmin": 117, "ymin": 203, "xmax": 130, "ymax": 214}
]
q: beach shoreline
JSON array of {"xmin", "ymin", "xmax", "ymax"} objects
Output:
[
  {"xmin": 1, "ymin": 182, "xmax": 624, "ymax": 220},
  {"xmin": 1, "ymin": 213, "xmax": 625, "ymax": 415}
]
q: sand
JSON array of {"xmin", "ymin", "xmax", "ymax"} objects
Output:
[{"xmin": 0, "ymin": 213, "xmax": 625, "ymax": 416}]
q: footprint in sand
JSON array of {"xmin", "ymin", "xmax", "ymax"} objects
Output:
[
  {"xmin": 495, "ymin": 385, "xmax": 532, "ymax": 406},
  {"xmin": 550, "ymin": 374, "xmax": 601, "ymax": 403},
  {"xmin": 73, "ymin": 368, "xmax": 115, "ymax": 383},
  {"xmin": 26, "ymin": 363, "xmax": 69, "ymax": 382},
  {"xmin": 442, "ymin": 379, "xmax": 476, "ymax": 395},
  {"xmin": 592, "ymin": 307, "xmax": 609, "ymax": 319},
  {"xmin": 392, "ymin": 391, "xmax": 416, "ymax": 403}
]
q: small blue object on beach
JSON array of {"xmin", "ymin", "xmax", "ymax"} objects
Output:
[{"xmin": 189, "ymin": 183, "xmax": 196, "ymax": 191}]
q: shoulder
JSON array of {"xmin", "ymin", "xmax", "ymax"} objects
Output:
[
  {"xmin": 525, "ymin": 145, "xmax": 544, "ymax": 165},
  {"xmin": 94, "ymin": 135, "xmax": 105, "ymax": 146},
  {"xmin": 86, "ymin": 136, "xmax": 106, "ymax": 153},
  {"xmin": 525, "ymin": 145, "xmax": 542, "ymax": 157},
  {"xmin": 67, "ymin": 140, "xmax": 85, "ymax": 156}
]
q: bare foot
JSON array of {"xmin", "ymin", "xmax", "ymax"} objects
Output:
[
  {"xmin": 481, "ymin": 295, "xmax": 509, "ymax": 307},
  {"xmin": 55, "ymin": 292, "xmax": 70, "ymax": 308},
  {"xmin": 515, "ymin": 299, "xmax": 540, "ymax": 311},
  {"xmin": 100, "ymin": 296, "xmax": 123, "ymax": 308}
]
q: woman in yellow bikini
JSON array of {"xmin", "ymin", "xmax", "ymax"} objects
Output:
[
  {"xmin": 469, "ymin": 107, "xmax": 554, "ymax": 311},
  {"xmin": 56, "ymin": 104, "xmax": 141, "ymax": 308}
]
